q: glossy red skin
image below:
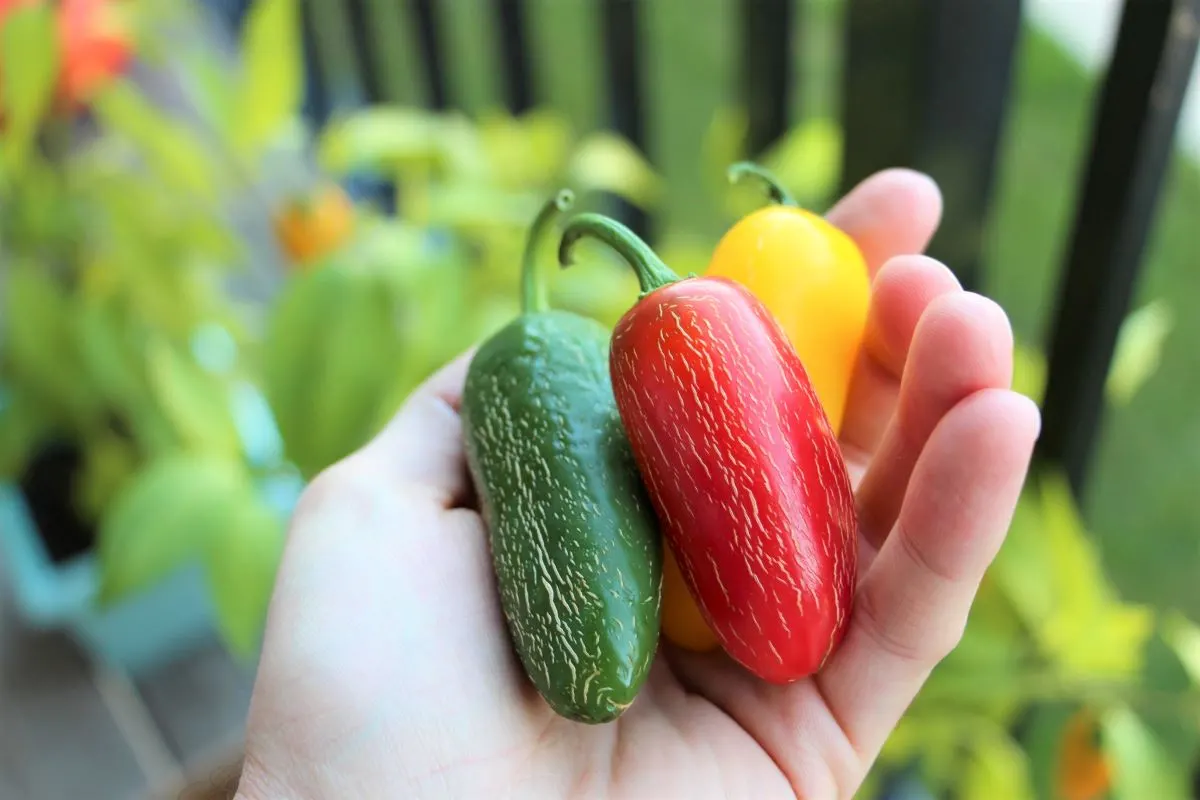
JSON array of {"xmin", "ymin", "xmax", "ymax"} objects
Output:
[{"xmin": 610, "ymin": 276, "xmax": 858, "ymax": 683}]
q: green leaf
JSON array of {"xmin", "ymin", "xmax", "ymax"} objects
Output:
[
  {"xmin": 0, "ymin": 387, "xmax": 52, "ymax": 480},
  {"xmin": 98, "ymin": 454, "xmax": 255, "ymax": 602},
  {"xmin": 701, "ymin": 106, "xmax": 749, "ymax": 202},
  {"xmin": 478, "ymin": 108, "xmax": 572, "ymax": 189},
  {"xmin": 959, "ymin": 728, "xmax": 1036, "ymax": 800},
  {"xmin": 204, "ymin": 498, "xmax": 284, "ymax": 658},
  {"xmin": 180, "ymin": 46, "xmax": 236, "ymax": 134},
  {"xmin": 73, "ymin": 301, "xmax": 147, "ymax": 410},
  {"xmin": 993, "ymin": 473, "xmax": 1154, "ymax": 678},
  {"xmin": 76, "ymin": 429, "xmax": 139, "ymax": 520},
  {"xmin": 1103, "ymin": 705, "xmax": 1191, "ymax": 800},
  {"xmin": 1161, "ymin": 610, "xmax": 1200, "ymax": 687},
  {"xmin": 1012, "ymin": 341, "xmax": 1048, "ymax": 405},
  {"xmin": 233, "ymin": 0, "xmax": 303, "ymax": 156},
  {"xmin": 144, "ymin": 337, "xmax": 244, "ymax": 459},
  {"xmin": 0, "ymin": 3, "xmax": 59, "ymax": 168},
  {"xmin": 317, "ymin": 107, "xmax": 447, "ymax": 175},
  {"xmin": 91, "ymin": 81, "xmax": 218, "ymax": 199},
  {"xmin": 566, "ymin": 131, "xmax": 662, "ymax": 208},
  {"xmin": 762, "ymin": 116, "xmax": 844, "ymax": 208},
  {"xmin": 3, "ymin": 261, "xmax": 98, "ymax": 426},
  {"xmin": 1105, "ymin": 299, "xmax": 1172, "ymax": 406}
]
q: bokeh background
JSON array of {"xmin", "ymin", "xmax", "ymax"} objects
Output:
[{"xmin": 0, "ymin": 0, "xmax": 1198, "ymax": 798}]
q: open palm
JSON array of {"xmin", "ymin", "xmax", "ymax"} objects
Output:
[{"xmin": 236, "ymin": 170, "xmax": 1040, "ymax": 800}]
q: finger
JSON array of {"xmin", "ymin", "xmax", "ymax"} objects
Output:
[
  {"xmin": 855, "ymin": 292, "xmax": 1014, "ymax": 553},
  {"xmin": 825, "ymin": 168, "xmax": 944, "ymax": 278},
  {"xmin": 839, "ymin": 256, "xmax": 962, "ymax": 473},
  {"xmin": 359, "ymin": 349, "xmax": 477, "ymax": 507},
  {"xmin": 815, "ymin": 388, "xmax": 1041, "ymax": 763}
]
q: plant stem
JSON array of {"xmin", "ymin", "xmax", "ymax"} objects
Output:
[
  {"xmin": 727, "ymin": 161, "xmax": 798, "ymax": 208},
  {"xmin": 520, "ymin": 190, "xmax": 574, "ymax": 314},
  {"xmin": 558, "ymin": 212, "xmax": 680, "ymax": 295}
]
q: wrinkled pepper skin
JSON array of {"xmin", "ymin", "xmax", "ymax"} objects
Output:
[
  {"xmin": 461, "ymin": 192, "xmax": 662, "ymax": 724},
  {"xmin": 560, "ymin": 213, "xmax": 859, "ymax": 684},
  {"xmin": 663, "ymin": 162, "xmax": 871, "ymax": 653}
]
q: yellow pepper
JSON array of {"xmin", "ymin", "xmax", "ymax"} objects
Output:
[{"xmin": 661, "ymin": 162, "xmax": 871, "ymax": 653}]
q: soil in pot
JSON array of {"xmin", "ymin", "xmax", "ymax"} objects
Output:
[{"xmin": 17, "ymin": 438, "xmax": 96, "ymax": 564}]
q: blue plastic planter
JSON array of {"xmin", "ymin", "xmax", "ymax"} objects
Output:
[{"xmin": 0, "ymin": 380, "xmax": 306, "ymax": 676}]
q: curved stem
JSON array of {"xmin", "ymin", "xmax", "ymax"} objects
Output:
[
  {"xmin": 521, "ymin": 189, "xmax": 576, "ymax": 314},
  {"xmin": 727, "ymin": 161, "xmax": 798, "ymax": 208},
  {"xmin": 558, "ymin": 213, "xmax": 681, "ymax": 295}
]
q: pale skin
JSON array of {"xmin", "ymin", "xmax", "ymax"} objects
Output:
[{"xmin": 235, "ymin": 169, "xmax": 1041, "ymax": 800}]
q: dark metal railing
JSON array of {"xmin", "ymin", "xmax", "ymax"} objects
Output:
[
  {"xmin": 1038, "ymin": 0, "xmax": 1200, "ymax": 493},
  {"xmin": 204, "ymin": 0, "xmax": 1199, "ymax": 499}
]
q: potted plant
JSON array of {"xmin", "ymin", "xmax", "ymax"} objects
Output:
[{"xmin": 0, "ymin": 0, "xmax": 305, "ymax": 673}]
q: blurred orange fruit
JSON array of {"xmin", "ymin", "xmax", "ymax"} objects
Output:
[
  {"xmin": 1056, "ymin": 709, "xmax": 1112, "ymax": 800},
  {"xmin": 273, "ymin": 184, "xmax": 357, "ymax": 268}
]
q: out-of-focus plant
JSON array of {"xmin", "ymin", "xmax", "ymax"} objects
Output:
[
  {"xmin": 260, "ymin": 104, "xmax": 662, "ymax": 479},
  {"xmin": 857, "ymin": 300, "xmax": 1199, "ymax": 800},
  {"xmin": 0, "ymin": 0, "xmax": 308, "ymax": 657}
]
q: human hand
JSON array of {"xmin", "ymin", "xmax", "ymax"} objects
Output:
[{"xmin": 235, "ymin": 169, "xmax": 1041, "ymax": 800}]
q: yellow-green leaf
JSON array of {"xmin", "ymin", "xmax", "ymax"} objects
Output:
[
  {"xmin": 234, "ymin": 0, "xmax": 302, "ymax": 156},
  {"xmin": 762, "ymin": 116, "xmax": 844, "ymax": 207},
  {"xmin": 3, "ymin": 261, "xmax": 98, "ymax": 425},
  {"xmin": 204, "ymin": 498, "xmax": 284, "ymax": 658},
  {"xmin": 1012, "ymin": 341, "xmax": 1048, "ymax": 405},
  {"xmin": 144, "ymin": 338, "xmax": 243, "ymax": 459},
  {"xmin": 1103, "ymin": 705, "xmax": 1191, "ymax": 800},
  {"xmin": 477, "ymin": 108, "xmax": 572, "ymax": 189},
  {"xmin": 993, "ymin": 473, "xmax": 1154, "ymax": 678},
  {"xmin": 959, "ymin": 728, "xmax": 1035, "ymax": 800},
  {"xmin": 1106, "ymin": 299, "xmax": 1172, "ymax": 406},
  {"xmin": 701, "ymin": 106, "xmax": 749, "ymax": 203},
  {"xmin": 73, "ymin": 301, "xmax": 147, "ymax": 411},
  {"xmin": 98, "ymin": 454, "xmax": 254, "ymax": 602},
  {"xmin": 317, "ymin": 107, "xmax": 447, "ymax": 175},
  {"xmin": 566, "ymin": 131, "xmax": 662, "ymax": 208},
  {"xmin": 91, "ymin": 81, "xmax": 217, "ymax": 199},
  {"xmin": 1161, "ymin": 610, "xmax": 1200, "ymax": 687},
  {"xmin": 0, "ymin": 3, "xmax": 58, "ymax": 168},
  {"xmin": 76, "ymin": 429, "xmax": 139, "ymax": 520}
]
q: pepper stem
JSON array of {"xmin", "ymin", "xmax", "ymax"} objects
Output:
[
  {"xmin": 558, "ymin": 213, "xmax": 681, "ymax": 295},
  {"xmin": 521, "ymin": 189, "xmax": 576, "ymax": 314},
  {"xmin": 727, "ymin": 161, "xmax": 798, "ymax": 207}
]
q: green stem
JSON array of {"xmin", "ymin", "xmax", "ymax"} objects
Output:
[
  {"xmin": 521, "ymin": 189, "xmax": 575, "ymax": 314},
  {"xmin": 558, "ymin": 212, "xmax": 681, "ymax": 295},
  {"xmin": 727, "ymin": 161, "xmax": 798, "ymax": 207}
]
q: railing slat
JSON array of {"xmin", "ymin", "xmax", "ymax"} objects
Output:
[
  {"xmin": 344, "ymin": 0, "xmax": 385, "ymax": 105},
  {"xmin": 600, "ymin": 0, "xmax": 650, "ymax": 239},
  {"xmin": 410, "ymin": 0, "xmax": 449, "ymax": 109},
  {"xmin": 741, "ymin": 0, "xmax": 794, "ymax": 156},
  {"xmin": 495, "ymin": 0, "xmax": 535, "ymax": 113},
  {"xmin": 299, "ymin": 0, "xmax": 331, "ymax": 125},
  {"xmin": 840, "ymin": 0, "xmax": 1021, "ymax": 290},
  {"xmin": 1037, "ymin": 0, "xmax": 1200, "ymax": 494},
  {"xmin": 361, "ymin": 0, "xmax": 427, "ymax": 106},
  {"xmin": 302, "ymin": 1, "xmax": 367, "ymax": 117}
]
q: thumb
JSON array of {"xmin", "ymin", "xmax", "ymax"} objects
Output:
[{"xmin": 359, "ymin": 348, "xmax": 478, "ymax": 508}]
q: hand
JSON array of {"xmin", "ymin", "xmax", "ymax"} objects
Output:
[{"xmin": 235, "ymin": 170, "xmax": 1041, "ymax": 800}]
